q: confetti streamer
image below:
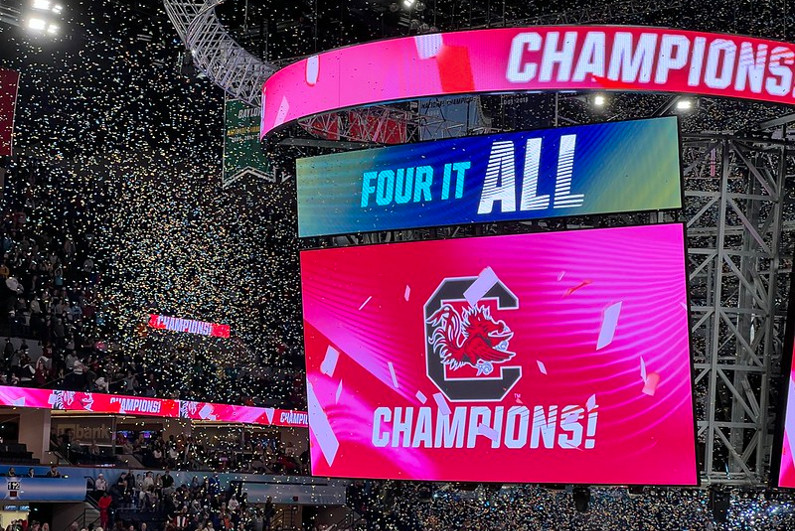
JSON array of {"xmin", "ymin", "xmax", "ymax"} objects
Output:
[
  {"xmin": 414, "ymin": 33, "xmax": 444, "ymax": 59},
  {"xmin": 537, "ymin": 360, "xmax": 548, "ymax": 375},
  {"xmin": 463, "ymin": 267, "xmax": 499, "ymax": 307},
  {"xmin": 477, "ymin": 423, "xmax": 499, "ymax": 442},
  {"xmin": 321, "ymin": 346, "xmax": 340, "ymax": 377},
  {"xmin": 358, "ymin": 296, "xmax": 372, "ymax": 311},
  {"xmin": 404, "ymin": 285, "xmax": 411, "ymax": 301},
  {"xmin": 564, "ymin": 279, "xmax": 592, "ymax": 297},
  {"xmin": 335, "ymin": 381, "xmax": 343, "ymax": 404},
  {"xmin": 586, "ymin": 394, "xmax": 597, "ymax": 411},
  {"xmin": 307, "ymin": 382, "xmax": 340, "ymax": 466},
  {"xmin": 433, "ymin": 392, "xmax": 451, "ymax": 416},
  {"xmin": 596, "ymin": 302, "xmax": 622, "ymax": 350},
  {"xmin": 643, "ymin": 373, "xmax": 661, "ymax": 396},
  {"xmin": 415, "ymin": 390, "xmax": 427, "ymax": 404},
  {"xmin": 306, "ymin": 55, "xmax": 319, "ymax": 85},
  {"xmin": 388, "ymin": 361, "xmax": 400, "ymax": 389}
]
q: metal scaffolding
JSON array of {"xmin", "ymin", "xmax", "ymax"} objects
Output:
[
  {"xmin": 683, "ymin": 131, "xmax": 795, "ymax": 485},
  {"xmin": 163, "ymin": 0, "xmax": 276, "ymax": 106}
]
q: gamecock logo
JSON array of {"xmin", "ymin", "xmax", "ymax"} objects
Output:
[{"xmin": 424, "ymin": 274, "xmax": 521, "ymax": 402}]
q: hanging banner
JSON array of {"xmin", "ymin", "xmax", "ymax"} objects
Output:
[
  {"xmin": 0, "ymin": 69, "xmax": 20, "ymax": 157},
  {"xmin": 224, "ymin": 98, "xmax": 274, "ymax": 187},
  {"xmin": 296, "ymin": 117, "xmax": 681, "ymax": 237}
]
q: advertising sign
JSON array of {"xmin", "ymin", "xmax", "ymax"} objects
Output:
[
  {"xmin": 0, "ymin": 476, "xmax": 87, "ymax": 502},
  {"xmin": 301, "ymin": 223, "xmax": 696, "ymax": 484},
  {"xmin": 0, "ymin": 69, "xmax": 20, "ymax": 157},
  {"xmin": 180, "ymin": 401, "xmax": 309, "ymax": 428},
  {"xmin": 262, "ymin": 26, "xmax": 795, "ymax": 136},
  {"xmin": 296, "ymin": 117, "xmax": 681, "ymax": 237}
]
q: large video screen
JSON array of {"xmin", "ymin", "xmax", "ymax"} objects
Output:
[
  {"xmin": 302, "ymin": 223, "xmax": 697, "ymax": 485},
  {"xmin": 296, "ymin": 117, "xmax": 682, "ymax": 237}
]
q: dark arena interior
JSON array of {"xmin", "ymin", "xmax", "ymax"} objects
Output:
[{"xmin": 4, "ymin": 0, "xmax": 795, "ymax": 529}]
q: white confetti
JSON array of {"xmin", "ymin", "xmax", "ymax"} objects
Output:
[
  {"xmin": 596, "ymin": 302, "xmax": 622, "ymax": 350},
  {"xmin": 358, "ymin": 296, "xmax": 372, "ymax": 311}
]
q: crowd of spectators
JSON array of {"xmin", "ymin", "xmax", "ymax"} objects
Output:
[
  {"xmin": 0, "ymin": 155, "xmax": 305, "ymax": 411},
  {"xmin": 88, "ymin": 470, "xmax": 275, "ymax": 531},
  {"xmin": 121, "ymin": 432, "xmax": 308, "ymax": 476},
  {"xmin": 347, "ymin": 481, "xmax": 795, "ymax": 531}
]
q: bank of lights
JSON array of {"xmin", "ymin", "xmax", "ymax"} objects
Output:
[
  {"xmin": 31, "ymin": 0, "xmax": 62, "ymax": 12},
  {"xmin": 593, "ymin": 94, "xmax": 606, "ymax": 107},
  {"xmin": 27, "ymin": 17, "xmax": 58, "ymax": 34},
  {"xmin": 403, "ymin": 0, "xmax": 416, "ymax": 7},
  {"xmin": 676, "ymin": 98, "xmax": 694, "ymax": 111}
]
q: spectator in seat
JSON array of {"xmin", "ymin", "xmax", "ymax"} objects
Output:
[
  {"xmin": 98, "ymin": 490, "xmax": 113, "ymax": 529},
  {"xmin": 26, "ymin": 468, "xmax": 34, "ymax": 478},
  {"xmin": 5, "ymin": 467, "xmax": 16, "ymax": 477},
  {"xmin": 45, "ymin": 465, "xmax": 60, "ymax": 478},
  {"xmin": 95, "ymin": 472, "xmax": 107, "ymax": 495}
]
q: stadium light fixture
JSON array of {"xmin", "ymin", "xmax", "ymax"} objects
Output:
[
  {"xmin": 31, "ymin": 0, "xmax": 50, "ymax": 10},
  {"xmin": 52, "ymin": 4, "xmax": 63, "ymax": 13},
  {"xmin": 593, "ymin": 94, "xmax": 606, "ymax": 107},
  {"xmin": 403, "ymin": 0, "xmax": 416, "ymax": 8},
  {"xmin": 46, "ymin": 23, "xmax": 58, "ymax": 34},
  {"xmin": 676, "ymin": 98, "xmax": 694, "ymax": 111},
  {"xmin": 27, "ymin": 17, "xmax": 46, "ymax": 30}
]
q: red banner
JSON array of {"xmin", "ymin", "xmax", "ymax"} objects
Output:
[
  {"xmin": 148, "ymin": 314, "xmax": 231, "ymax": 338},
  {"xmin": 0, "ymin": 69, "xmax": 19, "ymax": 157}
]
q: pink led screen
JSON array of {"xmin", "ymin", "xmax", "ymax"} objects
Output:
[
  {"xmin": 302, "ymin": 223, "xmax": 697, "ymax": 485},
  {"xmin": 262, "ymin": 26, "xmax": 795, "ymax": 136}
]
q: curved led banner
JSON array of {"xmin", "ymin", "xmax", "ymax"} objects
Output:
[
  {"xmin": 261, "ymin": 26, "xmax": 795, "ymax": 137},
  {"xmin": 302, "ymin": 223, "xmax": 697, "ymax": 485},
  {"xmin": 0, "ymin": 385, "xmax": 308, "ymax": 428}
]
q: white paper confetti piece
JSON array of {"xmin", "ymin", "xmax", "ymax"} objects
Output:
[
  {"xmin": 415, "ymin": 390, "xmax": 427, "ymax": 404},
  {"xmin": 414, "ymin": 33, "xmax": 443, "ymax": 59},
  {"xmin": 586, "ymin": 394, "xmax": 597, "ymax": 411},
  {"xmin": 274, "ymin": 96, "xmax": 290, "ymax": 126},
  {"xmin": 463, "ymin": 267, "xmax": 499, "ymax": 307},
  {"xmin": 642, "ymin": 373, "xmax": 660, "ymax": 396},
  {"xmin": 404, "ymin": 285, "xmax": 411, "ymax": 301},
  {"xmin": 537, "ymin": 360, "xmax": 547, "ymax": 375},
  {"xmin": 306, "ymin": 55, "xmax": 319, "ymax": 85},
  {"xmin": 358, "ymin": 296, "xmax": 372, "ymax": 311},
  {"xmin": 388, "ymin": 361, "xmax": 400, "ymax": 389},
  {"xmin": 307, "ymin": 382, "xmax": 340, "ymax": 466},
  {"xmin": 335, "ymin": 381, "xmax": 343, "ymax": 404},
  {"xmin": 320, "ymin": 346, "xmax": 339, "ymax": 377},
  {"xmin": 433, "ymin": 392, "xmax": 451, "ymax": 416},
  {"xmin": 679, "ymin": 301, "xmax": 688, "ymax": 311},
  {"xmin": 263, "ymin": 408, "xmax": 275, "ymax": 423},
  {"xmin": 640, "ymin": 357, "xmax": 647, "ymax": 382},
  {"xmin": 596, "ymin": 302, "xmax": 622, "ymax": 350},
  {"xmin": 477, "ymin": 423, "xmax": 499, "ymax": 442},
  {"xmin": 557, "ymin": 271, "xmax": 565, "ymax": 281}
]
